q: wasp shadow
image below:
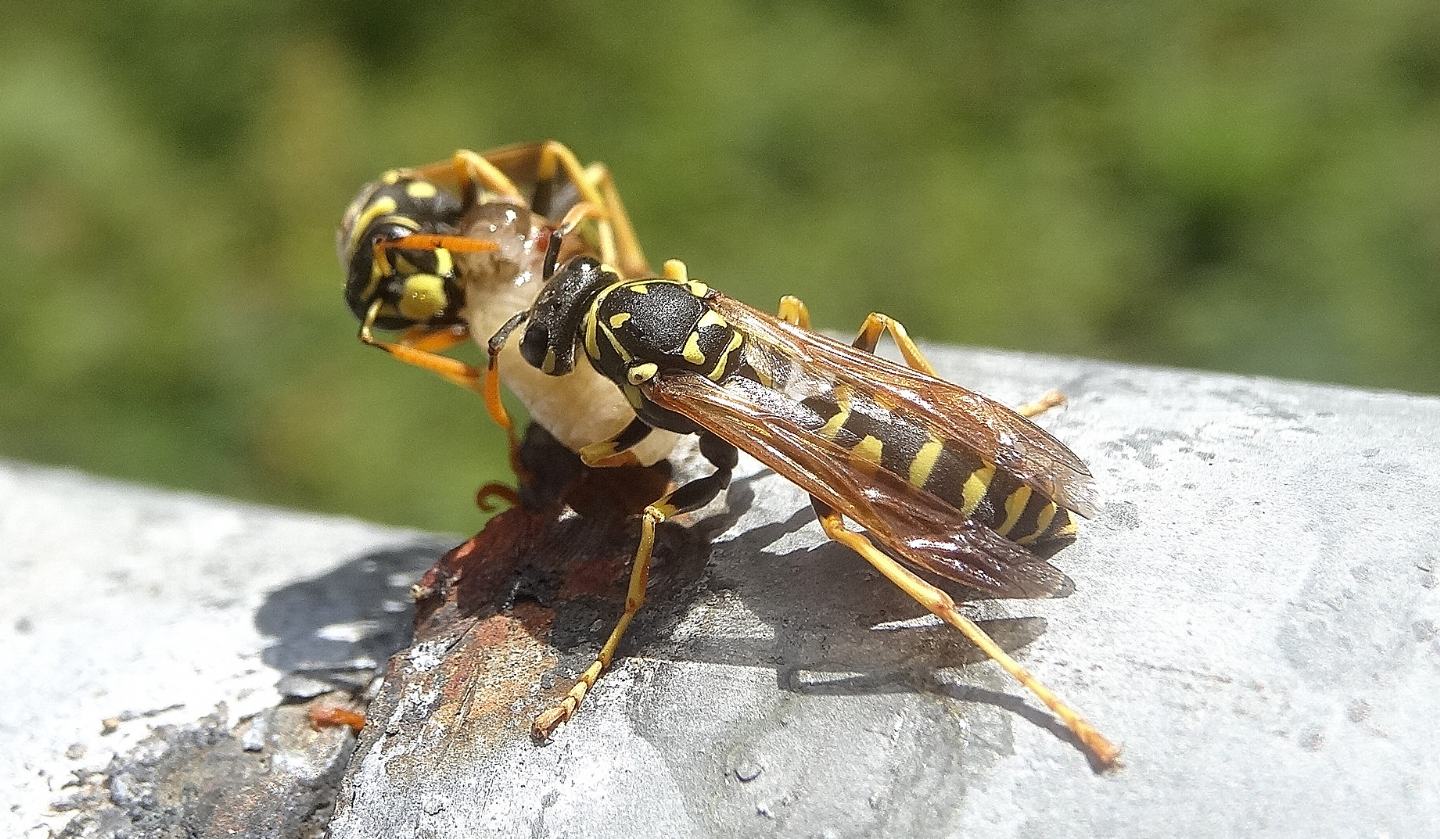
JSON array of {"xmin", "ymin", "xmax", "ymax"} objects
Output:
[
  {"xmin": 629, "ymin": 472, "xmax": 1081, "ymax": 751},
  {"xmin": 254, "ymin": 540, "xmax": 450, "ymax": 695}
]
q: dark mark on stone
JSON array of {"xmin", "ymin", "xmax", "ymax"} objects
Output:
[
  {"xmin": 58, "ymin": 704, "xmax": 355, "ymax": 838},
  {"xmin": 1412, "ymin": 620, "xmax": 1437, "ymax": 642}
]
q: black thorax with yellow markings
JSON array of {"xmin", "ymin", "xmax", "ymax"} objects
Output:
[{"xmin": 517, "ymin": 258, "xmax": 746, "ymax": 434}]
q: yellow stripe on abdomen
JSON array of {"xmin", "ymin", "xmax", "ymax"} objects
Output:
[
  {"xmin": 851, "ymin": 434, "xmax": 883, "ymax": 469},
  {"xmin": 816, "ymin": 386, "xmax": 854, "ymax": 440},
  {"xmin": 908, "ymin": 438, "xmax": 944, "ymax": 488},
  {"xmin": 960, "ymin": 465, "xmax": 995, "ymax": 515},
  {"xmin": 1014, "ymin": 502, "xmax": 1058, "ymax": 545},
  {"xmin": 996, "ymin": 485, "xmax": 1033, "ymax": 536}
]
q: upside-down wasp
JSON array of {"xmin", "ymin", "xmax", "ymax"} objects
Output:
[{"xmin": 336, "ymin": 141, "xmax": 679, "ymax": 478}]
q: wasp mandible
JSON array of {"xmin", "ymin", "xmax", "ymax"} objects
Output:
[{"xmin": 483, "ymin": 233, "xmax": 1120, "ymax": 769}]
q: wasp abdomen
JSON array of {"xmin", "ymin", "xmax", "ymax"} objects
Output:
[{"xmin": 794, "ymin": 385, "xmax": 1076, "ymax": 555}]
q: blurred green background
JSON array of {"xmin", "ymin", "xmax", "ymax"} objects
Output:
[{"xmin": 2, "ymin": 2, "xmax": 1437, "ymax": 532}]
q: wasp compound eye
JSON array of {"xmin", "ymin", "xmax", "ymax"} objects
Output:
[{"xmin": 519, "ymin": 323, "xmax": 552, "ymax": 371}]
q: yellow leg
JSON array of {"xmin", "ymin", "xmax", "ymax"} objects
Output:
[
  {"xmin": 853, "ymin": 311, "xmax": 938, "ymax": 376},
  {"xmin": 411, "ymin": 142, "xmax": 650, "ymax": 278},
  {"xmin": 834, "ymin": 306, "xmax": 1114, "ymax": 767},
  {"xmin": 553, "ymin": 201, "xmax": 605, "ymax": 240},
  {"xmin": 776, "ymin": 295, "xmax": 811, "ymax": 328},
  {"xmin": 360, "ymin": 309, "xmax": 515, "ymax": 445},
  {"xmin": 1016, "ymin": 390, "xmax": 1067, "ymax": 419},
  {"xmin": 359, "ymin": 305, "xmax": 483, "ymax": 394},
  {"xmin": 408, "ymin": 149, "xmax": 526, "ymax": 204},
  {"xmin": 578, "ymin": 417, "xmax": 652, "ymax": 469},
  {"xmin": 581, "ymin": 160, "xmax": 650, "ymax": 278},
  {"xmin": 532, "ymin": 500, "xmax": 669, "ymax": 739},
  {"xmin": 457, "ymin": 141, "xmax": 649, "ymax": 276},
  {"xmin": 850, "ymin": 307, "xmax": 1068, "ymax": 419},
  {"xmin": 535, "ymin": 141, "xmax": 623, "ymax": 269},
  {"xmin": 532, "ymin": 433, "xmax": 737, "ymax": 740},
  {"xmin": 815, "ymin": 507, "xmax": 1120, "ymax": 769},
  {"xmin": 359, "ymin": 305, "xmax": 524, "ymax": 485}
]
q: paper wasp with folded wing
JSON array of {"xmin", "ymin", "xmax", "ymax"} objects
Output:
[{"xmin": 480, "ymin": 233, "xmax": 1120, "ymax": 768}]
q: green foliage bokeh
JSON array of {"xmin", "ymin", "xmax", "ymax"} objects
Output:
[{"xmin": 2, "ymin": 1, "xmax": 1436, "ymax": 532}]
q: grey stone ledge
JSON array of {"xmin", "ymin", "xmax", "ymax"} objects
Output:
[{"xmin": 4, "ymin": 344, "xmax": 1438, "ymax": 839}]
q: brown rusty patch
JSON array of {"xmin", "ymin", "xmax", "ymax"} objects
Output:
[{"xmin": 366, "ymin": 426, "xmax": 715, "ymax": 758}]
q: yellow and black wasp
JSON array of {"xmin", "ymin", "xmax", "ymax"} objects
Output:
[
  {"xmin": 480, "ymin": 234, "xmax": 1121, "ymax": 768},
  {"xmin": 336, "ymin": 142, "xmax": 679, "ymax": 480}
]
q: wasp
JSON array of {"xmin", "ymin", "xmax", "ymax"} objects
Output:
[
  {"xmin": 480, "ymin": 237, "xmax": 1121, "ymax": 769},
  {"xmin": 336, "ymin": 142, "xmax": 679, "ymax": 478}
]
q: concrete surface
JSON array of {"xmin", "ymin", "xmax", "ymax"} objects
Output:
[
  {"xmin": 4, "ymin": 345, "xmax": 1438, "ymax": 838},
  {"xmin": 330, "ymin": 346, "xmax": 1440, "ymax": 838},
  {"xmin": 0, "ymin": 463, "xmax": 450, "ymax": 838}
]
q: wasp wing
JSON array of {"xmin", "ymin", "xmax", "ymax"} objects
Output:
[
  {"xmin": 708, "ymin": 295, "xmax": 1098, "ymax": 519},
  {"xmin": 645, "ymin": 372, "xmax": 1067, "ymax": 600}
]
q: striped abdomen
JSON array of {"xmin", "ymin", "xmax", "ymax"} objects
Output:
[{"xmin": 799, "ymin": 384, "xmax": 1078, "ymax": 556}]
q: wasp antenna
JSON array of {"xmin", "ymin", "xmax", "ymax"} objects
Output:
[{"xmin": 543, "ymin": 229, "xmax": 564, "ymax": 280}]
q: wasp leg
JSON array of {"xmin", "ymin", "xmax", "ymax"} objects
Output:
[
  {"xmin": 412, "ymin": 142, "xmax": 649, "ymax": 278},
  {"xmin": 534, "ymin": 141, "xmax": 618, "ymax": 270},
  {"xmin": 1015, "ymin": 390, "xmax": 1067, "ymax": 419},
  {"xmin": 851, "ymin": 308, "xmax": 1068, "ymax": 419},
  {"xmin": 824, "ymin": 308, "xmax": 1111, "ymax": 764},
  {"xmin": 359, "ymin": 311, "xmax": 482, "ymax": 394},
  {"xmin": 393, "ymin": 324, "xmax": 470, "ymax": 353},
  {"xmin": 474, "ymin": 482, "xmax": 521, "ymax": 511},
  {"xmin": 578, "ymin": 417, "xmax": 653, "ymax": 469},
  {"xmin": 776, "ymin": 295, "xmax": 812, "ymax": 328},
  {"xmin": 811, "ymin": 501, "xmax": 1119, "ymax": 769},
  {"xmin": 483, "ymin": 311, "xmax": 532, "ymax": 477},
  {"xmin": 580, "ymin": 160, "xmax": 650, "ymax": 278},
  {"xmin": 850, "ymin": 311, "xmax": 939, "ymax": 376},
  {"xmin": 410, "ymin": 149, "xmax": 526, "ymax": 207},
  {"xmin": 358, "ymin": 311, "xmax": 527, "ymax": 498},
  {"xmin": 533, "ymin": 432, "xmax": 737, "ymax": 740}
]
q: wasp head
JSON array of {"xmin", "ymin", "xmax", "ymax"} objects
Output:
[
  {"xmin": 337, "ymin": 172, "xmax": 467, "ymax": 331},
  {"xmin": 519, "ymin": 256, "xmax": 616, "ymax": 375}
]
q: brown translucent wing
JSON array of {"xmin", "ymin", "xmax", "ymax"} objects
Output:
[
  {"xmin": 645, "ymin": 373, "xmax": 1066, "ymax": 600},
  {"xmin": 708, "ymin": 295, "xmax": 1098, "ymax": 518}
]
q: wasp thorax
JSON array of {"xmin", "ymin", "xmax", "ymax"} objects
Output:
[{"xmin": 587, "ymin": 278, "xmax": 745, "ymax": 386}]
